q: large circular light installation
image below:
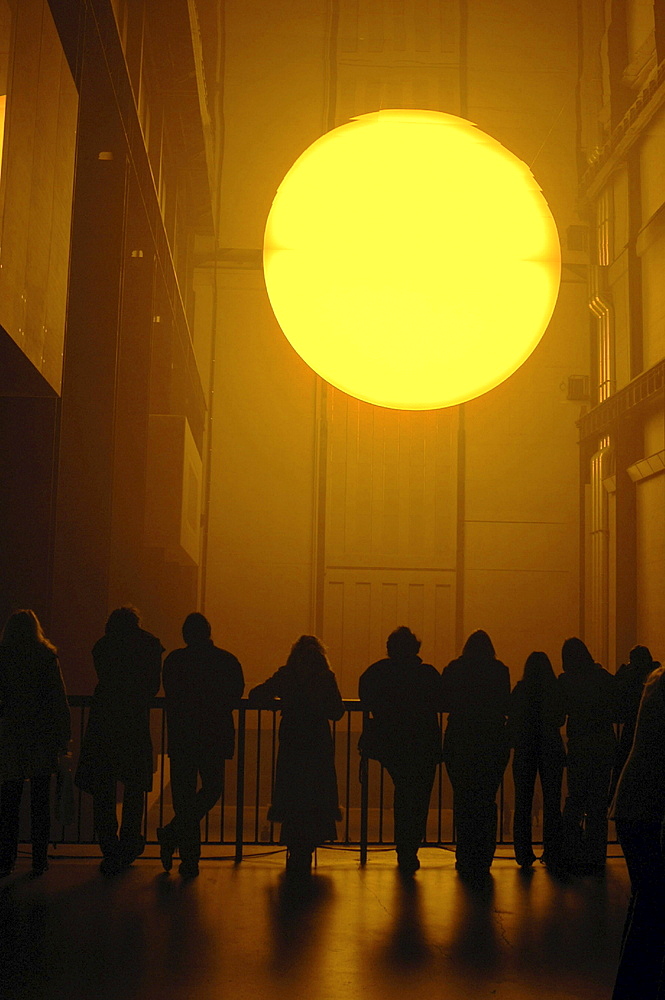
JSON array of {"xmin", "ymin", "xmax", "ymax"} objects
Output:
[{"xmin": 263, "ymin": 109, "xmax": 561, "ymax": 410}]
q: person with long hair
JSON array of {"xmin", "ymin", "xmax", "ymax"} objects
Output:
[
  {"xmin": 558, "ymin": 636, "xmax": 616, "ymax": 874},
  {"xmin": 248, "ymin": 636, "xmax": 344, "ymax": 876},
  {"xmin": 75, "ymin": 607, "xmax": 163, "ymax": 875},
  {"xmin": 0, "ymin": 610, "xmax": 71, "ymax": 877},
  {"xmin": 359, "ymin": 626, "xmax": 442, "ymax": 874},
  {"xmin": 508, "ymin": 651, "xmax": 565, "ymax": 869},
  {"xmin": 440, "ymin": 629, "xmax": 510, "ymax": 879}
]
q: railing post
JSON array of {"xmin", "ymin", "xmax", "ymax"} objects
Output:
[
  {"xmin": 235, "ymin": 706, "xmax": 246, "ymax": 863},
  {"xmin": 360, "ymin": 755, "xmax": 369, "ymax": 866},
  {"xmin": 499, "ymin": 773, "xmax": 505, "ymax": 844},
  {"xmin": 65, "ymin": 696, "xmax": 552, "ymax": 853},
  {"xmin": 359, "ymin": 710, "xmax": 369, "ymax": 866}
]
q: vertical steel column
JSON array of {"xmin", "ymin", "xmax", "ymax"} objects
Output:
[
  {"xmin": 235, "ymin": 707, "xmax": 246, "ymax": 863},
  {"xmin": 359, "ymin": 754, "xmax": 368, "ymax": 866},
  {"xmin": 359, "ymin": 708, "xmax": 369, "ymax": 865}
]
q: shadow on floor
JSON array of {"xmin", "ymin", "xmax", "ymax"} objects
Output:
[{"xmin": 0, "ymin": 851, "xmax": 630, "ymax": 1000}]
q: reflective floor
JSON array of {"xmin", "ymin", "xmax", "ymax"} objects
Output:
[{"xmin": 0, "ymin": 846, "xmax": 628, "ymax": 1000}]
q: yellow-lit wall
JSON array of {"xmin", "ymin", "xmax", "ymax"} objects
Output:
[
  {"xmin": 0, "ymin": 0, "xmax": 76, "ymax": 396},
  {"xmin": 204, "ymin": 0, "xmax": 329, "ymax": 683},
  {"xmin": 461, "ymin": 1, "xmax": 588, "ymax": 673},
  {"xmin": 208, "ymin": 265, "xmax": 321, "ymax": 678},
  {"xmin": 207, "ymin": 0, "xmax": 588, "ymax": 692}
]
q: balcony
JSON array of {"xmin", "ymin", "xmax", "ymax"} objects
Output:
[{"xmin": 40, "ymin": 698, "xmax": 618, "ymax": 858}]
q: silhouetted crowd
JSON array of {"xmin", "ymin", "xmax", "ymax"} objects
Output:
[{"xmin": 0, "ymin": 608, "xmax": 663, "ymax": 998}]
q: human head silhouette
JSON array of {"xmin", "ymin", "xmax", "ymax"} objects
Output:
[
  {"xmin": 286, "ymin": 635, "xmax": 330, "ymax": 672},
  {"xmin": 386, "ymin": 626, "xmax": 421, "ymax": 659},
  {"xmin": 561, "ymin": 636, "xmax": 594, "ymax": 672},
  {"xmin": 1, "ymin": 609, "xmax": 49, "ymax": 647},
  {"xmin": 182, "ymin": 612, "xmax": 212, "ymax": 645},
  {"xmin": 105, "ymin": 606, "xmax": 140, "ymax": 634},
  {"xmin": 629, "ymin": 645, "xmax": 653, "ymax": 669},
  {"xmin": 522, "ymin": 650, "xmax": 555, "ymax": 685},
  {"xmin": 462, "ymin": 629, "xmax": 495, "ymax": 660}
]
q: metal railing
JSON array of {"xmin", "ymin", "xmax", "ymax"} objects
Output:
[{"xmin": 47, "ymin": 696, "xmax": 535, "ymax": 861}]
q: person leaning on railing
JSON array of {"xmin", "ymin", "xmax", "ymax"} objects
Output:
[
  {"xmin": 557, "ymin": 637, "xmax": 616, "ymax": 876},
  {"xmin": 0, "ymin": 610, "xmax": 71, "ymax": 878},
  {"xmin": 358, "ymin": 626, "xmax": 443, "ymax": 875},
  {"xmin": 440, "ymin": 629, "xmax": 511, "ymax": 882},
  {"xmin": 248, "ymin": 635, "xmax": 345, "ymax": 877},
  {"xmin": 507, "ymin": 651, "xmax": 566, "ymax": 870},
  {"xmin": 75, "ymin": 606, "xmax": 163, "ymax": 876},
  {"xmin": 157, "ymin": 612, "xmax": 244, "ymax": 879}
]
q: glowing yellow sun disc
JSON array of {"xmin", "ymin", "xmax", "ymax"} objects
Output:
[{"xmin": 263, "ymin": 109, "xmax": 561, "ymax": 410}]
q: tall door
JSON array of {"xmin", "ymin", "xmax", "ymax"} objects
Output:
[{"xmin": 320, "ymin": 387, "xmax": 460, "ymax": 694}]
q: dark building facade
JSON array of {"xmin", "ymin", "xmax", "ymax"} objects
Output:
[
  {"xmin": 577, "ymin": 0, "xmax": 665, "ymax": 670},
  {"xmin": 0, "ymin": 0, "xmax": 221, "ymax": 690}
]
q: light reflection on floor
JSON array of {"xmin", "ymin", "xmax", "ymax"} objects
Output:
[{"xmin": 0, "ymin": 847, "xmax": 629, "ymax": 999}]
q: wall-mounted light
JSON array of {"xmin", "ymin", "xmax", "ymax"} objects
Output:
[{"xmin": 264, "ymin": 110, "xmax": 561, "ymax": 410}]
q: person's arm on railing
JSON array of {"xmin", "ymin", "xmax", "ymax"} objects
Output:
[{"xmin": 247, "ymin": 669, "xmax": 283, "ymax": 707}]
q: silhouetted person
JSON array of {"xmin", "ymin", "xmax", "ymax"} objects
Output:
[
  {"xmin": 609, "ymin": 645, "xmax": 660, "ymax": 803},
  {"xmin": 611, "ymin": 663, "xmax": 665, "ymax": 999},
  {"xmin": 249, "ymin": 636, "xmax": 344, "ymax": 876},
  {"xmin": 440, "ymin": 630, "xmax": 510, "ymax": 879},
  {"xmin": 157, "ymin": 613, "xmax": 244, "ymax": 878},
  {"xmin": 557, "ymin": 636, "xmax": 616, "ymax": 874},
  {"xmin": 358, "ymin": 626, "xmax": 442, "ymax": 874},
  {"xmin": 75, "ymin": 606, "xmax": 163, "ymax": 875},
  {"xmin": 508, "ymin": 651, "xmax": 565, "ymax": 869},
  {"xmin": 0, "ymin": 610, "xmax": 71, "ymax": 877}
]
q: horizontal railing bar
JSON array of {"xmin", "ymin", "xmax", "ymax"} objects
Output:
[
  {"xmin": 65, "ymin": 696, "xmax": 364, "ymax": 709},
  {"xmin": 51, "ymin": 696, "xmax": 618, "ymax": 854}
]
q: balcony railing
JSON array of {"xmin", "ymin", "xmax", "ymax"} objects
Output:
[{"xmin": 43, "ymin": 697, "xmax": 592, "ymax": 861}]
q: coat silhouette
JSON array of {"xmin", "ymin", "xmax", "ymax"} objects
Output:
[
  {"xmin": 0, "ymin": 610, "xmax": 70, "ymax": 876},
  {"xmin": 158, "ymin": 612, "xmax": 244, "ymax": 876},
  {"xmin": 508, "ymin": 651, "xmax": 565, "ymax": 868},
  {"xmin": 611, "ymin": 664, "xmax": 665, "ymax": 999},
  {"xmin": 610, "ymin": 645, "xmax": 660, "ymax": 803},
  {"xmin": 359, "ymin": 626, "xmax": 442, "ymax": 873},
  {"xmin": 75, "ymin": 607, "xmax": 163, "ymax": 873},
  {"xmin": 440, "ymin": 629, "xmax": 510, "ymax": 878},
  {"xmin": 162, "ymin": 618, "xmax": 244, "ymax": 760},
  {"xmin": 249, "ymin": 636, "xmax": 344, "ymax": 875},
  {"xmin": 558, "ymin": 636, "xmax": 616, "ymax": 873}
]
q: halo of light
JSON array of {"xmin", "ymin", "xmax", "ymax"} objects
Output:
[{"xmin": 263, "ymin": 109, "xmax": 561, "ymax": 410}]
